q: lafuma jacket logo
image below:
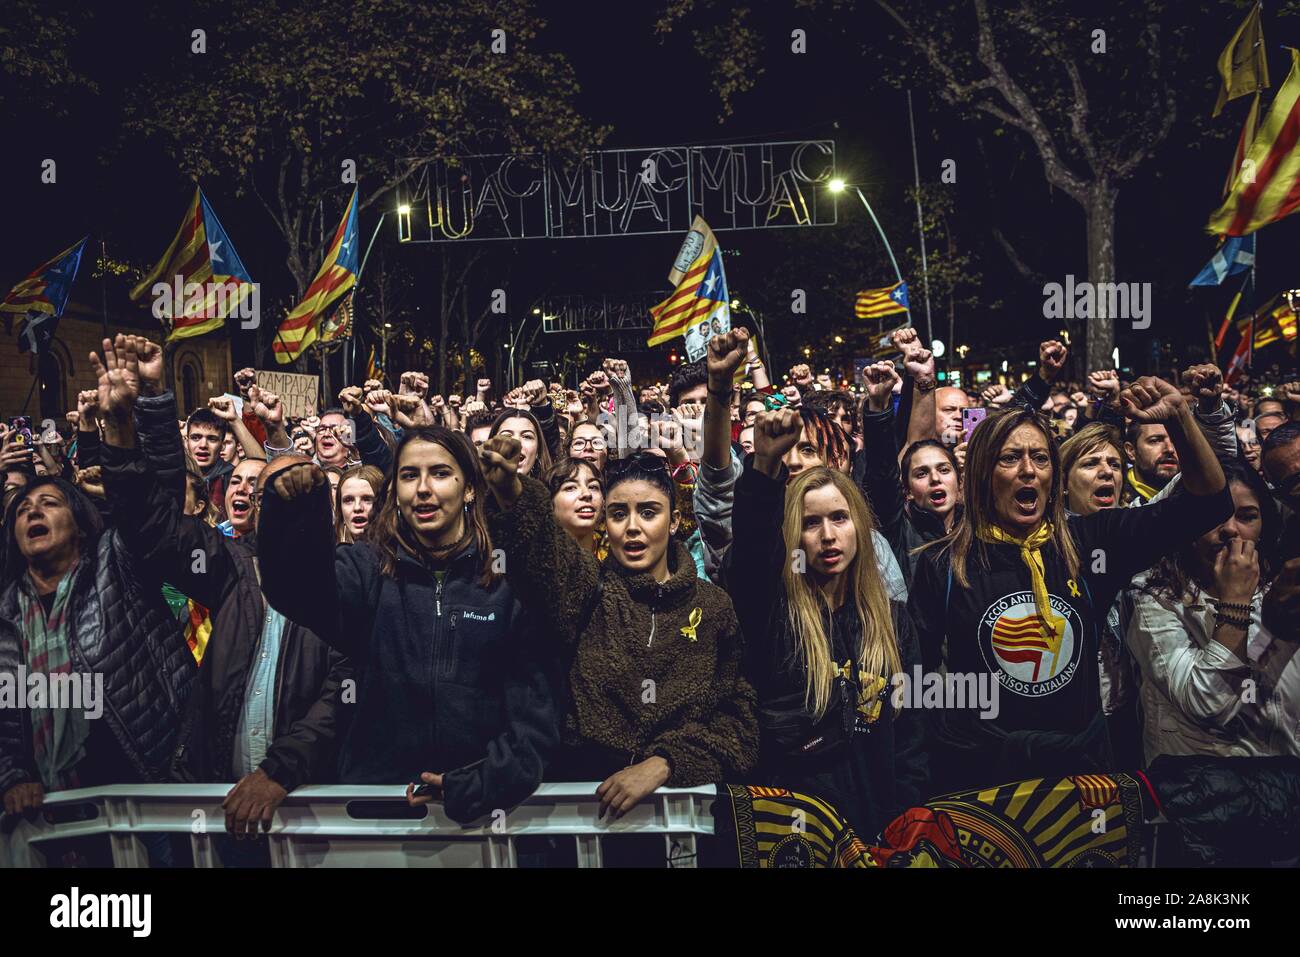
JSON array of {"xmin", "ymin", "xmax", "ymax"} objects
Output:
[{"xmin": 461, "ymin": 611, "xmax": 495, "ymax": 622}]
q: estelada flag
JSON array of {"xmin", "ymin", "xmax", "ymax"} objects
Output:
[
  {"xmin": 1208, "ymin": 49, "xmax": 1300, "ymax": 236},
  {"xmin": 647, "ymin": 216, "xmax": 729, "ymax": 355},
  {"xmin": 0, "ymin": 236, "xmax": 87, "ymax": 354},
  {"xmin": 273, "ymin": 189, "xmax": 359, "ymax": 364},
  {"xmin": 130, "ymin": 188, "xmax": 254, "ymax": 341},
  {"xmin": 855, "ymin": 281, "xmax": 909, "ymax": 319}
]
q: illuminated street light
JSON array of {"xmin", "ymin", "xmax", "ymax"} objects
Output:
[
  {"xmin": 828, "ymin": 178, "xmax": 846, "ymax": 193},
  {"xmin": 834, "ymin": 335, "xmax": 843, "ymax": 344}
]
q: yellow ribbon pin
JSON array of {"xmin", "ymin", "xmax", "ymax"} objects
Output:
[
  {"xmin": 680, "ymin": 607, "xmax": 702, "ymax": 642},
  {"xmin": 1067, "ymin": 579, "xmax": 1081, "ymax": 598}
]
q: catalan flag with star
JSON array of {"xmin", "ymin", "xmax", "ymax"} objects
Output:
[
  {"xmin": 130, "ymin": 188, "xmax": 254, "ymax": 340},
  {"xmin": 274, "ymin": 189, "xmax": 359, "ymax": 364},
  {"xmin": 647, "ymin": 216, "xmax": 729, "ymax": 359},
  {"xmin": 1, "ymin": 237, "xmax": 88, "ymax": 354},
  {"xmin": 855, "ymin": 280, "xmax": 910, "ymax": 320}
]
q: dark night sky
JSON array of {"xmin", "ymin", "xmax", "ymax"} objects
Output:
[{"xmin": 2, "ymin": 0, "xmax": 1298, "ymax": 379}]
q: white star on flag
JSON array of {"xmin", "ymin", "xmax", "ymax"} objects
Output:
[
  {"xmin": 703, "ymin": 273, "xmax": 717, "ymax": 295},
  {"xmin": 209, "ymin": 239, "xmax": 223, "ymax": 264}
]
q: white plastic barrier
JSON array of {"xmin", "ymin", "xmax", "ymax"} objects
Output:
[{"xmin": 0, "ymin": 783, "xmax": 718, "ymax": 868}]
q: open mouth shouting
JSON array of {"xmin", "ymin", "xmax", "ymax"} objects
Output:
[
  {"xmin": 621, "ymin": 540, "xmax": 648, "ymax": 562},
  {"xmin": 1012, "ymin": 485, "xmax": 1040, "ymax": 517},
  {"xmin": 349, "ymin": 513, "xmax": 369, "ymax": 533},
  {"xmin": 228, "ymin": 497, "xmax": 252, "ymax": 524},
  {"xmin": 25, "ymin": 521, "xmax": 49, "ymax": 543},
  {"xmin": 928, "ymin": 488, "xmax": 949, "ymax": 509},
  {"xmin": 1092, "ymin": 483, "xmax": 1116, "ymax": 508}
]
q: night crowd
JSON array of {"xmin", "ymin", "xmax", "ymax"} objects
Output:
[{"xmin": 1, "ymin": 326, "xmax": 1298, "ymax": 867}]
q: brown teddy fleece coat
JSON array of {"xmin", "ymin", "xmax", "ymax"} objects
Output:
[{"xmin": 487, "ymin": 475, "xmax": 758, "ymax": 786}]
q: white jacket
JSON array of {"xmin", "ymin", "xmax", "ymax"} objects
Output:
[{"xmin": 1125, "ymin": 574, "xmax": 1299, "ymax": 763}]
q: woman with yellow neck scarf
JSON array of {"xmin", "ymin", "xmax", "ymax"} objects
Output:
[{"xmin": 907, "ymin": 377, "xmax": 1231, "ymax": 796}]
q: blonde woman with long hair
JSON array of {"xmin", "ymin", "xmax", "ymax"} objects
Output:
[{"xmin": 727, "ymin": 408, "xmax": 927, "ymax": 839}]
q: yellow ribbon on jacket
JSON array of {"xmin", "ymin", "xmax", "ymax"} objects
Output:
[
  {"xmin": 1126, "ymin": 467, "xmax": 1158, "ymax": 503},
  {"xmin": 977, "ymin": 522, "xmax": 1065, "ymax": 650},
  {"xmin": 680, "ymin": 607, "xmax": 702, "ymax": 642}
]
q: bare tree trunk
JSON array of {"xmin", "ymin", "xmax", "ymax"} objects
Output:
[{"xmin": 1085, "ymin": 181, "xmax": 1117, "ymax": 373}]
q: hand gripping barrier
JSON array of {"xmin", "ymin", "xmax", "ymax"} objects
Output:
[{"xmin": 0, "ymin": 783, "xmax": 718, "ymax": 868}]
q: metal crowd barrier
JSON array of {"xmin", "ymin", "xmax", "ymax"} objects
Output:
[{"xmin": 0, "ymin": 783, "xmax": 718, "ymax": 868}]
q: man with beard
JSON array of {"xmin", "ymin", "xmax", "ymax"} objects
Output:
[
  {"xmin": 1124, "ymin": 364, "xmax": 1237, "ymax": 506},
  {"xmin": 99, "ymin": 335, "xmax": 348, "ymax": 866}
]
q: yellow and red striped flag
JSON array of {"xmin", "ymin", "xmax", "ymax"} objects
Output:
[
  {"xmin": 1238, "ymin": 293, "xmax": 1298, "ymax": 351},
  {"xmin": 129, "ymin": 188, "xmax": 254, "ymax": 340},
  {"xmin": 273, "ymin": 190, "xmax": 359, "ymax": 364},
  {"xmin": 854, "ymin": 281, "xmax": 910, "ymax": 319},
  {"xmin": 1209, "ymin": 49, "xmax": 1300, "ymax": 236},
  {"xmin": 647, "ymin": 216, "xmax": 729, "ymax": 355},
  {"xmin": 1223, "ymin": 93, "xmax": 1261, "ymax": 198}
]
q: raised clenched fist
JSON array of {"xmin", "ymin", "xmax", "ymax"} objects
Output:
[
  {"xmin": 479, "ymin": 433, "xmax": 523, "ymax": 505},
  {"xmin": 1039, "ymin": 340, "xmax": 1068, "ymax": 381},
  {"xmin": 130, "ymin": 337, "xmax": 164, "ymax": 392},
  {"xmin": 602, "ymin": 358, "xmax": 630, "ymax": 381},
  {"xmin": 521, "ymin": 379, "xmax": 547, "ymax": 407},
  {"xmin": 863, "ymin": 361, "xmax": 901, "ymax": 411},
  {"xmin": 249, "ymin": 386, "xmax": 285, "ymax": 425},
  {"xmin": 208, "ymin": 396, "xmax": 238, "ymax": 421},
  {"xmin": 1183, "ymin": 363, "xmax": 1224, "ymax": 410},
  {"xmin": 365, "ymin": 389, "xmax": 393, "ymax": 416},
  {"xmin": 235, "ymin": 367, "xmax": 258, "ymax": 395},
  {"xmin": 890, "ymin": 326, "xmax": 922, "ymax": 357},
  {"xmin": 271, "ymin": 461, "xmax": 327, "ymax": 502},
  {"xmin": 752, "ymin": 408, "xmax": 803, "ymax": 477},
  {"xmin": 1087, "ymin": 370, "xmax": 1120, "ymax": 403},
  {"xmin": 982, "ymin": 383, "xmax": 1012, "ymax": 407},
  {"xmin": 399, "ymin": 371, "xmax": 429, "ymax": 398},
  {"xmin": 1120, "ymin": 376, "xmax": 1185, "ymax": 424},
  {"xmin": 789, "ymin": 363, "xmax": 813, "ymax": 387},
  {"xmin": 903, "ymin": 347, "xmax": 936, "ymax": 390},
  {"xmin": 362, "ymin": 378, "xmax": 383, "ymax": 395},
  {"xmin": 586, "ymin": 371, "xmax": 611, "ymax": 395},
  {"xmin": 781, "ymin": 384, "xmax": 801, "ymax": 407},
  {"xmin": 338, "ymin": 386, "xmax": 365, "ymax": 416},
  {"xmin": 707, "ymin": 328, "xmax": 750, "ymax": 388}
]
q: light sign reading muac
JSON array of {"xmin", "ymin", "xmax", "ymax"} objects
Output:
[{"xmin": 400, "ymin": 140, "xmax": 837, "ymax": 242}]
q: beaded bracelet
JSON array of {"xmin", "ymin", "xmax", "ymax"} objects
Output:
[{"xmin": 1214, "ymin": 610, "xmax": 1251, "ymax": 630}]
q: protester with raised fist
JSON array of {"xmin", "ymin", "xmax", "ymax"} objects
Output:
[
  {"xmin": 907, "ymin": 376, "xmax": 1232, "ymax": 795},
  {"xmin": 726, "ymin": 408, "xmax": 926, "ymax": 840},
  {"xmin": 480, "ymin": 431, "xmax": 757, "ymax": 836},
  {"xmin": 257, "ymin": 426, "xmax": 555, "ymax": 826}
]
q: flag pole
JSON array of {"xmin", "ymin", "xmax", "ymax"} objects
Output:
[
  {"xmin": 907, "ymin": 90, "xmax": 934, "ymax": 345},
  {"xmin": 99, "ymin": 237, "xmax": 110, "ymax": 341}
]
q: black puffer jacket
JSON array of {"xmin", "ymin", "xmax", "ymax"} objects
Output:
[
  {"xmin": 99, "ymin": 405, "xmax": 349, "ymax": 793},
  {"xmin": 0, "ymin": 529, "xmax": 196, "ymax": 795},
  {"xmin": 257, "ymin": 479, "xmax": 556, "ymax": 825},
  {"xmin": 1145, "ymin": 754, "xmax": 1300, "ymax": 867}
]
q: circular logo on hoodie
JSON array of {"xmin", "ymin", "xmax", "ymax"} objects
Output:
[{"xmin": 977, "ymin": 590, "xmax": 1083, "ymax": 697}]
